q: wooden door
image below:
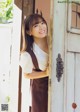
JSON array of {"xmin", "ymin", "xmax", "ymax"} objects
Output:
[
  {"xmin": 66, "ymin": 2, "xmax": 80, "ymax": 112},
  {"xmin": 0, "ymin": 2, "xmax": 21, "ymax": 112},
  {"xmin": 51, "ymin": 1, "xmax": 80, "ymax": 112},
  {"xmin": 0, "ymin": 24, "xmax": 12, "ymax": 112}
]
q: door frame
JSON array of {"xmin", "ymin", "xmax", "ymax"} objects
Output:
[{"xmin": 50, "ymin": 0, "xmax": 67, "ymax": 112}]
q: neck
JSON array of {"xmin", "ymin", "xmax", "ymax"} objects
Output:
[{"xmin": 34, "ymin": 37, "xmax": 48, "ymax": 53}]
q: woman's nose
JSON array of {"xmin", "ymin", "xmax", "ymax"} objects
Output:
[{"xmin": 39, "ymin": 24, "xmax": 43, "ymax": 29}]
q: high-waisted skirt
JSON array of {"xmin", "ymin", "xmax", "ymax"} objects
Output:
[{"xmin": 30, "ymin": 77, "xmax": 48, "ymax": 112}]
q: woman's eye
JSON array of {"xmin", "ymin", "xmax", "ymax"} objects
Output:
[
  {"xmin": 33, "ymin": 24, "xmax": 38, "ymax": 28},
  {"xmin": 41, "ymin": 22, "xmax": 44, "ymax": 24}
]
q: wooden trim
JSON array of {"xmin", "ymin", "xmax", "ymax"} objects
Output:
[
  {"xmin": 18, "ymin": 66, "xmax": 22, "ymax": 112},
  {"xmin": 48, "ymin": 0, "xmax": 53, "ymax": 111},
  {"xmin": 67, "ymin": 3, "xmax": 80, "ymax": 34},
  {"xmin": 33, "ymin": 0, "xmax": 35, "ymax": 13}
]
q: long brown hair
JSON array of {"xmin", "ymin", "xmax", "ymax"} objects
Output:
[{"xmin": 21, "ymin": 13, "xmax": 48, "ymax": 52}]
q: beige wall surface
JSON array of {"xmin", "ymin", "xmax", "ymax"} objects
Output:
[{"xmin": 35, "ymin": 0, "xmax": 50, "ymax": 34}]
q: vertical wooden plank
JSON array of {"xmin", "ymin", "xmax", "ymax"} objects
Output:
[
  {"xmin": 14, "ymin": 0, "xmax": 22, "ymax": 9},
  {"xmin": 48, "ymin": 0, "xmax": 53, "ymax": 112},
  {"xmin": 66, "ymin": 52, "xmax": 75, "ymax": 112},
  {"xmin": 14, "ymin": 0, "xmax": 34, "ymax": 17},
  {"xmin": 10, "ymin": 4, "xmax": 22, "ymax": 112},
  {"xmin": 51, "ymin": 0, "xmax": 66, "ymax": 111},
  {"xmin": 14, "ymin": 1, "xmax": 22, "ymax": 112},
  {"xmin": 75, "ymin": 54, "xmax": 80, "ymax": 112}
]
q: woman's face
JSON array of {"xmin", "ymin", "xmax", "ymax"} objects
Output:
[{"xmin": 30, "ymin": 20, "xmax": 47, "ymax": 39}]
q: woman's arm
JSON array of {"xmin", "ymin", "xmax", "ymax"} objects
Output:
[{"xmin": 24, "ymin": 68, "xmax": 49, "ymax": 79}]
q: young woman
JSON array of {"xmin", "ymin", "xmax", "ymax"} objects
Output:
[{"xmin": 20, "ymin": 13, "xmax": 49, "ymax": 112}]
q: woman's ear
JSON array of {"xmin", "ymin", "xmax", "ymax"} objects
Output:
[{"xmin": 26, "ymin": 31, "xmax": 31, "ymax": 36}]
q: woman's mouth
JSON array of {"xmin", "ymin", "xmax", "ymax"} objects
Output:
[{"xmin": 39, "ymin": 30, "xmax": 46, "ymax": 34}]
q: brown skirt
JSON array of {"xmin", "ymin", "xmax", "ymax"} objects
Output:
[{"xmin": 30, "ymin": 77, "xmax": 48, "ymax": 112}]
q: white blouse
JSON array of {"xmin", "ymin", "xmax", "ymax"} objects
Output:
[{"xmin": 20, "ymin": 43, "xmax": 48, "ymax": 73}]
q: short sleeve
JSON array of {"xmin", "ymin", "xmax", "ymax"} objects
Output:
[{"xmin": 19, "ymin": 51, "xmax": 33, "ymax": 73}]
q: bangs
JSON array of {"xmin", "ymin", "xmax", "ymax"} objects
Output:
[
  {"xmin": 29, "ymin": 15, "xmax": 47, "ymax": 28},
  {"xmin": 31, "ymin": 18, "xmax": 46, "ymax": 27}
]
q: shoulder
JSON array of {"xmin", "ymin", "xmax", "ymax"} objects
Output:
[
  {"xmin": 20, "ymin": 51, "xmax": 32, "ymax": 66},
  {"xmin": 19, "ymin": 51, "xmax": 33, "ymax": 73},
  {"xmin": 20, "ymin": 51, "xmax": 31, "ymax": 60},
  {"xmin": 20, "ymin": 51, "xmax": 30, "ymax": 57}
]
